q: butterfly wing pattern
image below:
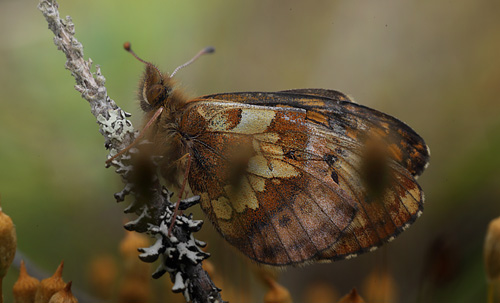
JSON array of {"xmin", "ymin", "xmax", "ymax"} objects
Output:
[{"xmin": 177, "ymin": 89, "xmax": 429, "ymax": 266}]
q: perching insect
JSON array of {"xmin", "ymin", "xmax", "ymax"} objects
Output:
[{"xmin": 109, "ymin": 42, "xmax": 429, "ymax": 266}]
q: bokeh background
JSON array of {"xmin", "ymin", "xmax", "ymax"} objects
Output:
[{"xmin": 1, "ymin": 0, "xmax": 500, "ymax": 302}]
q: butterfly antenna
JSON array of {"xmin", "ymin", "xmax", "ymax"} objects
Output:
[
  {"xmin": 170, "ymin": 46, "xmax": 215, "ymax": 77},
  {"xmin": 124, "ymin": 42, "xmax": 164, "ymax": 79}
]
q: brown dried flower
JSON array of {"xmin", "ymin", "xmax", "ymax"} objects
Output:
[
  {"xmin": 0, "ymin": 205, "xmax": 16, "ymax": 277},
  {"xmin": 0, "ymin": 204, "xmax": 17, "ymax": 303},
  {"xmin": 485, "ymin": 217, "xmax": 500, "ymax": 282},
  {"xmin": 87, "ymin": 254, "xmax": 117, "ymax": 299},
  {"xmin": 302, "ymin": 280, "xmax": 338, "ymax": 303},
  {"xmin": 362, "ymin": 267, "xmax": 397, "ymax": 303},
  {"xmin": 48, "ymin": 282, "xmax": 78, "ymax": 303},
  {"xmin": 263, "ymin": 275, "xmax": 292, "ymax": 303},
  {"xmin": 13, "ymin": 260, "xmax": 40, "ymax": 303},
  {"xmin": 117, "ymin": 276, "xmax": 151, "ymax": 303},
  {"xmin": 118, "ymin": 230, "xmax": 152, "ymax": 303},
  {"xmin": 337, "ymin": 289, "xmax": 366, "ymax": 303},
  {"xmin": 34, "ymin": 261, "xmax": 65, "ymax": 303},
  {"xmin": 485, "ymin": 217, "xmax": 500, "ymax": 302}
]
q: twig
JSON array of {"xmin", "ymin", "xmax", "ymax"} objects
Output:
[{"xmin": 37, "ymin": 0, "xmax": 225, "ymax": 302}]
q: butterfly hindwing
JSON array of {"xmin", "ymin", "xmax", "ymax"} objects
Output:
[{"xmin": 179, "ymin": 92, "xmax": 429, "ymax": 265}]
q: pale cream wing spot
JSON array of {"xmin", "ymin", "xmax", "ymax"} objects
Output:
[
  {"xmin": 211, "ymin": 196, "xmax": 233, "ymax": 220},
  {"xmin": 207, "ymin": 111, "xmax": 233, "ymax": 131},
  {"xmin": 254, "ymin": 132, "xmax": 281, "ymax": 143},
  {"xmin": 228, "ymin": 109, "xmax": 276, "ymax": 134},
  {"xmin": 252, "ymin": 133, "xmax": 281, "ymax": 157},
  {"xmin": 199, "ymin": 104, "xmax": 277, "ymax": 133},
  {"xmin": 254, "ymin": 132, "xmax": 284, "ymax": 158},
  {"xmin": 269, "ymin": 159, "xmax": 300, "ymax": 177},
  {"xmin": 247, "ymin": 155, "xmax": 300, "ymax": 179},
  {"xmin": 259, "ymin": 141, "xmax": 284, "ymax": 159},
  {"xmin": 195, "ymin": 102, "xmax": 228, "ymax": 121},
  {"xmin": 247, "ymin": 155, "xmax": 272, "ymax": 178},
  {"xmin": 224, "ymin": 179, "xmax": 259, "ymax": 213},
  {"xmin": 248, "ymin": 174, "xmax": 266, "ymax": 192}
]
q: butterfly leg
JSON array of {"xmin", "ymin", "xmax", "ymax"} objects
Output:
[{"xmin": 168, "ymin": 152, "xmax": 192, "ymax": 236}]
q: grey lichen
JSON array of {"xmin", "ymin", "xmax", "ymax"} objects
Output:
[
  {"xmin": 97, "ymin": 109, "xmax": 135, "ymax": 142},
  {"xmin": 38, "ymin": 0, "xmax": 224, "ymax": 302}
]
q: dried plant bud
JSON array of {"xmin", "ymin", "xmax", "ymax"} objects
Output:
[
  {"xmin": 117, "ymin": 276, "xmax": 151, "ymax": 303},
  {"xmin": 0, "ymin": 204, "xmax": 17, "ymax": 303},
  {"xmin": 13, "ymin": 260, "xmax": 40, "ymax": 303},
  {"xmin": 254, "ymin": 265, "xmax": 280, "ymax": 286},
  {"xmin": 118, "ymin": 230, "xmax": 153, "ymax": 303},
  {"xmin": 0, "ymin": 205, "xmax": 17, "ymax": 278},
  {"xmin": 87, "ymin": 254, "xmax": 117, "ymax": 299},
  {"xmin": 362, "ymin": 267, "xmax": 397, "ymax": 303},
  {"xmin": 119, "ymin": 229, "xmax": 150, "ymax": 261},
  {"xmin": 485, "ymin": 217, "xmax": 500, "ymax": 302},
  {"xmin": 119, "ymin": 230, "xmax": 151, "ymax": 282},
  {"xmin": 302, "ymin": 280, "xmax": 338, "ymax": 303},
  {"xmin": 263, "ymin": 276, "xmax": 292, "ymax": 303},
  {"xmin": 34, "ymin": 261, "xmax": 65, "ymax": 303},
  {"xmin": 48, "ymin": 282, "xmax": 78, "ymax": 303},
  {"xmin": 337, "ymin": 289, "xmax": 366, "ymax": 303},
  {"xmin": 485, "ymin": 217, "xmax": 500, "ymax": 282}
]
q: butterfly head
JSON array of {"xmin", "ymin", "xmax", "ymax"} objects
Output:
[
  {"xmin": 139, "ymin": 64, "xmax": 173, "ymax": 112},
  {"xmin": 124, "ymin": 42, "xmax": 214, "ymax": 113},
  {"xmin": 124, "ymin": 42, "xmax": 173, "ymax": 112}
]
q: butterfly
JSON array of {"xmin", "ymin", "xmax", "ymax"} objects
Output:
[{"xmin": 112, "ymin": 43, "xmax": 430, "ymax": 266}]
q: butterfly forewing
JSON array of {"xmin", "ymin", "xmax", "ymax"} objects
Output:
[
  {"xmin": 198, "ymin": 90, "xmax": 430, "ymax": 178},
  {"xmin": 178, "ymin": 92, "xmax": 428, "ymax": 265}
]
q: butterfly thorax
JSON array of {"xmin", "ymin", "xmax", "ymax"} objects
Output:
[{"xmin": 136, "ymin": 64, "xmax": 192, "ymax": 187}]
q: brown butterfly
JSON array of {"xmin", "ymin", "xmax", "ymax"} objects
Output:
[{"xmin": 111, "ymin": 42, "xmax": 430, "ymax": 266}]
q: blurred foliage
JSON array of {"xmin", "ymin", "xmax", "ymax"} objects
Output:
[{"xmin": 1, "ymin": 0, "xmax": 500, "ymax": 302}]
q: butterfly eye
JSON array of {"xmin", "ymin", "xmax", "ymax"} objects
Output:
[{"xmin": 146, "ymin": 84, "xmax": 169, "ymax": 107}]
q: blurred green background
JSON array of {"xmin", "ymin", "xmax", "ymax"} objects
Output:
[{"xmin": 1, "ymin": 0, "xmax": 500, "ymax": 302}]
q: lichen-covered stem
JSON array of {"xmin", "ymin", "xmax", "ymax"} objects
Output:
[
  {"xmin": 37, "ymin": 0, "xmax": 224, "ymax": 302},
  {"xmin": 37, "ymin": 0, "xmax": 135, "ymax": 157}
]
